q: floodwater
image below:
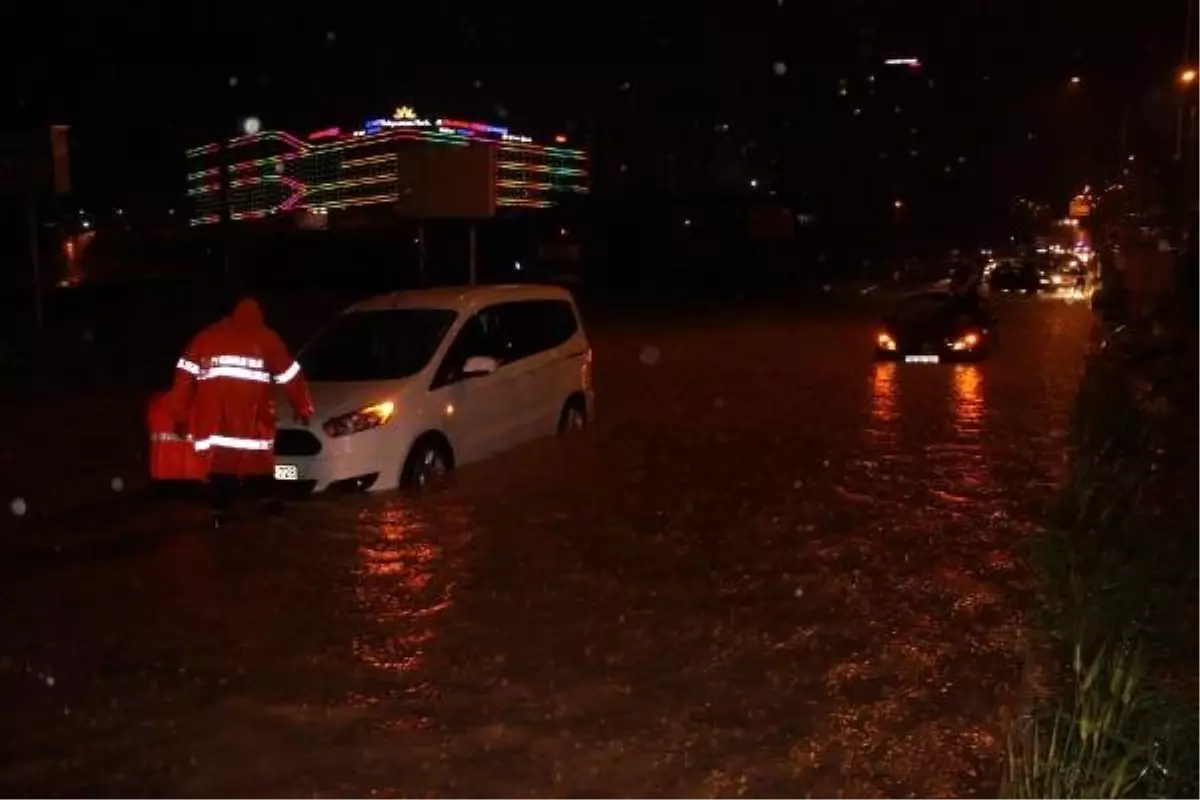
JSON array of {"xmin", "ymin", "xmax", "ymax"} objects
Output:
[{"xmin": 0, "ymin": 296, "xmax": 1094, "ymax": 797}]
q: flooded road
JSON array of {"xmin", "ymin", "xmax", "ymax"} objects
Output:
[{"xmin": 0, "ymin": 297, "xmax": 1094, "ymax": 797}]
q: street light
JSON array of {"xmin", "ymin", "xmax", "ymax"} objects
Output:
[{"xmin": 1180, "ymin": 68, "xmax": 1197, "ymax": 86}]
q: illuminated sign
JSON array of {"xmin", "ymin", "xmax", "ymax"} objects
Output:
[
  {"xmin": 363, "ymin": 106, "xmax": 434, "ymax": 132},
  {"xmin": 361, "ymin": 107, "xmax": 535, "ymax": 143},
  {"xmin": 308, "ymin": 127, "xmax": 341, "ymax": 140}
]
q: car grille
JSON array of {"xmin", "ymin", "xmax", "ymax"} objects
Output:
[{"xmin": 275, "ymin": 428, "xmax": 322, "ymax": 456}]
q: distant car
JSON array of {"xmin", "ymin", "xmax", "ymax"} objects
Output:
[
  {"xmin": 272, "ymin": 284, "xmax": 594, "ymax": 493},
  {"xmin": 874, "ymin": 291, "xmax": 997, "ymax": 363},
  {"xmin": 989, "ymin": 261, "xmax": 1041, "ymax": 294},
  {"xmin": 1038, "ymin": 261, "xmax": 1087, "ymax": 293}
]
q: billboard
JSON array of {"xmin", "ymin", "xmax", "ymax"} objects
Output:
[
  {"xmin": 394, "ymin": 141, "xmax": 495, "ymax": 219},
  {"xmin": 0, "ymin": 126, "xmax": 70, "ymax": 198}
]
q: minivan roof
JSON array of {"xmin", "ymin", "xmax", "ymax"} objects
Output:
[{"xmin": 346, "ymin": 284, "xmax": 575, "ymax": 314}]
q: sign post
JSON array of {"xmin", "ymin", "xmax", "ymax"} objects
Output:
[
  {"xmin": 390, "ymin": 140, "xmax": 495, "ymax": 287},
  {"xmin": 1, "ymin": 126, "xmax": 71, "ymax": 341},
  {"xmin": 468, "ymin": 223, "xmax": 478, "ymax": 285}
]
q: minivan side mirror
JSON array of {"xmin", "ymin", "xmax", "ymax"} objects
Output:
[{"xmin": 462, "ymin": 355, "xmax": 499, "ymax": 377}]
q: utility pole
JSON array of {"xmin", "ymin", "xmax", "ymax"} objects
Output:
[
  {"xmin": 27, "ymin": 193, "xmax": 42, "ymax": 341},
  {"xmin": 1174, "ymin": 0, "xmax": 1196, "ymax": 162},
  {"xmin": 468, "ymin": 222, "xmax": 478, "ymax": 285}
]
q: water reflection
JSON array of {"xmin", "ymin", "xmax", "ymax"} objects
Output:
[
  {"xmin": 868, "ymin": 362, "xmax": 900, "ymax": 434},
  {"xmin": 351, "ymin": 505, "xmax": 453, "ymax": 676},
  {"xmin": 951, "ymin": 365, "xmax": 985, "ymax": 434}
]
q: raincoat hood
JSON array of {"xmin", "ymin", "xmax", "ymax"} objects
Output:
[{"xmin": 230, "ymin": 297, "xmax": 265, "ymax": 327}]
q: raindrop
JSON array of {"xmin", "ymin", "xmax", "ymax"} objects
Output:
[
  {"xmin": 228, "ymin": 76, "xmax": 239, "ymax": 88},
  {"xmin": 773, "ymin": 61, "xmax": 787, "ymax": 76},
  {"xmin": 44, "ymin": 675, "xmax": 55, "ymax": 688},
  {"xmin": 638, "ymin": 345, "xmax": 661, "ymax": 366},
  {"xmin": 472, "ymin": 79, "xmax": 483, "ymax": 89},
  {"xmin": 10, "ymin": 497, "xmax": 26, "ymax": 516},
  {"xmin": 792, "ymin": 479, "xmax": 803, "ymax": 489},
  {"xmin": 80, "ymin": 327, "xmax": 94, "ymax": 343},
  {"xmin": 852, "ymin": 107, "xmax": 862, "ymax": 116},
  {"xmin": 822, "ymin": 284, "xmax": 832, "ymax": 292},
  {"xmin": 794, "ymin": 586, "xmax": 805, "ymax": 598},
  {"xmin": 494, "ymin": 104, "xmax": 508, "ymax": 119},
  {"xmin": 713, "ymin": 396, "xmax": 725, "ymax": 409},
  {"xmin": 619, "ymin": 81, "xmax": 631, "ymax": 91},
  {"xmin": 242, "ymin": 116, "xmax": 261, "ymax": 135},
  {"xmin": 325, "ymin": 30, "xmax": 336, "ymax": 42},
  {"xmin": 111, "ymin": 477, "xmax": 124, "ymax": 493}
]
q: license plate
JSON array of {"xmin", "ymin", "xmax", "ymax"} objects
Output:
[
  {"xmin": 275, "ymin": 464, "xmax": 299, "ymax": 481},
  {"xmin": 905, "ymin": 354, "xmax": 940, "ymax": 364}
]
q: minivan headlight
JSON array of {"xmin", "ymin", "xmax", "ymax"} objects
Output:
[{"xmin": 322, "ymin": 401, "xmax": 396, "ymax": 438}]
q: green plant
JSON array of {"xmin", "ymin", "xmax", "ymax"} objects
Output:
[{"xmin": 1003, "ymin": 638, "xmax": 1196, "ymax": 799}]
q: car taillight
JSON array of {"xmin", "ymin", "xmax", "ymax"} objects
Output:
[{"xmin": 950, "ymin": 332, "xmax": 981, "ymax": 351}]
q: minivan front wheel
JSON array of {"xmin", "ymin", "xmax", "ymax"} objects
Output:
[
  {"xmin": 558, "ymin": 395, "xmax": 588, "ymax": 434},
  {"xmin": 401, "ymin": 436, "xmax": 453, "ymax": 490}
]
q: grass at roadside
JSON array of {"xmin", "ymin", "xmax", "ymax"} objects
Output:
[{"xmin": 1004, "ymin": 332, "xmax": 1198, "ymax": 799}]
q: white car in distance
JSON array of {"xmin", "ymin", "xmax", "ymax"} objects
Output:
[{"xmin": 273, "ymin": 284, "xmax": 594, "ymax": 492}]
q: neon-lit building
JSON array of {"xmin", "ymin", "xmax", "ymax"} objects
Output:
[{"xmin": 186, "ymin": 106, "xmax": 589, "ymax": 226}]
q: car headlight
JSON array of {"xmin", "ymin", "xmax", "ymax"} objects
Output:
[
  {"xmin": 950, "ymin": 332, "xmax": 981, "ymax": 351},
  {"xmin": 322, "ymin": 400, "xmax": 396, "ymax": 438},
  {"xmin": 877, "ymin": 332, "xmax": 897, "ymax": 351}
]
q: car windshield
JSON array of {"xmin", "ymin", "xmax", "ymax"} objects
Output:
[
  {"xmin": 894, "ymin": 294, "xmax": 957, "ymax": 327},
  {"xmin": 300, "ymin": 309, "xmax": 458, "ymax": 382}
]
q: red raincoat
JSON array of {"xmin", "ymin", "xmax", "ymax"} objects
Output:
[
  {"xmin": 166, "ymin": 298, "xmax": 314, "ymax": 477},
  {"xmin": 147, "ymin": 391, "xmax": 209, "ymax": 481}
]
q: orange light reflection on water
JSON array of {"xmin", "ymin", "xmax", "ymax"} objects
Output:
[
  {"xmin": 351, "ymin": 506, "xmax": 452, "ymax": 676},
  {"xmin": 951, "ymin": 365, "xmax": 985, "ymax": 434},
  {"xmin": 869, "ymin": 362, "xmax": 900, "ymax": 428}
]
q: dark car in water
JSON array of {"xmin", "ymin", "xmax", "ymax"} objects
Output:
[
  {"xmin": 874, "ymin": 291, "xmax": 997, "ymax": 363},
  {"xmin": 988, "ymin": 260, "xmax": 1040, "ymax": 295}
]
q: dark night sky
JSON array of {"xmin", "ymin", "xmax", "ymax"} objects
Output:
[{"xmin": 3, "ymin": 1, "xmax": 1194, "ymax": 221}]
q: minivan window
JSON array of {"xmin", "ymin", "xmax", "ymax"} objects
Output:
[
  {"xmin": 493, "ymin": 300, "xmax": 578, "ymax": 361},
  {"xmin": 300, "ymin": 309, "xmax": 458, "ymax": 382},
  {"xmin": 431, "ymin": 307, "xmax": 509, "ymax": 387}
]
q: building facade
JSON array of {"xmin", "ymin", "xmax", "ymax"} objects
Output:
[{"xmin": 186, "ymin": 106, "xmax": 588, "ymax": 226}]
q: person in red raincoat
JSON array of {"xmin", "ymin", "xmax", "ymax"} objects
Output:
[{"xmin": 166, "ymin": 296, "xmax": 314, "ymax": 524}]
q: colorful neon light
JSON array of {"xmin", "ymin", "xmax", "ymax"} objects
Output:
[{"xmin": 186, "ymin": 113, "xmax": 588, "ymax": 225}]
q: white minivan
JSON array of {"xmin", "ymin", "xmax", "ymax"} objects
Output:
[{"xmin": 273, "ymin": 284, "xmax": 593, "ymax": 492}]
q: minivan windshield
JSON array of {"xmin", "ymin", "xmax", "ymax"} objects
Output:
[{"xmin": 300, "ymin": 309, "xmax": 458, "ymax": 382}]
